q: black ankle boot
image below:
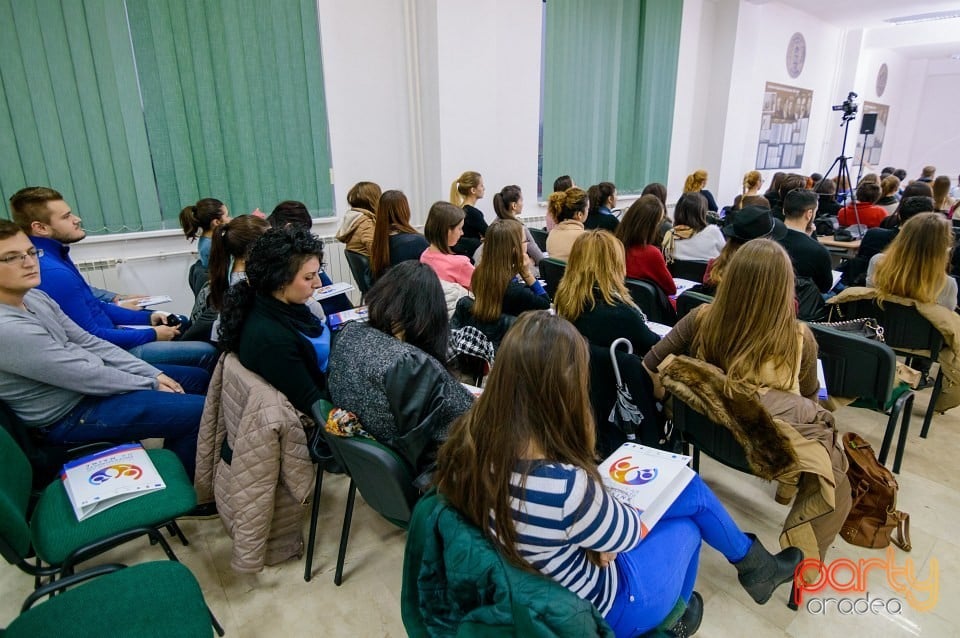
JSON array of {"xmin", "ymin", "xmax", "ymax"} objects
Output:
[
  {"xmin": 668, "ymin": 591, "xmax": 703, "ymax": 637},
  {"xmin": 734, "ymin": 534, "xmax": 803, "ymax": 604}
]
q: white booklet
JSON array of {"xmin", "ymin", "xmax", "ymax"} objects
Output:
[
  {"xmin": 313, "ymin": 281, "xmax": 354, "ymax": 301},
  {"xmin": 598, "ymin": 442, "xmax": 695, "ymax": 538},
  {"xmin": 61, "ymin": 443, "xmax": 166, "ymax": 521},
  {"xmin": 327, "ymin": 306, "xmax": 369, "ymax": 331},
  {"xmin": 135, "ymin": 295, "xmax": 172, "ymax": 307}
]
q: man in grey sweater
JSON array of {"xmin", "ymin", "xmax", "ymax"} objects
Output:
[{"xmin": 0, "ymin": 220, "xmax": 208, "ymax": 478}]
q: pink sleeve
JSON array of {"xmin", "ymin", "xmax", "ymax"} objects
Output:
[{"xmin": 458, "ymin": 259, "xmax": 476, "ymax": 290}]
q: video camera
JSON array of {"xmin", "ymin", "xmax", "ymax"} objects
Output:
[{"xmin": 831, "ymin": 91, "xmax": 858, "ymax": 121}]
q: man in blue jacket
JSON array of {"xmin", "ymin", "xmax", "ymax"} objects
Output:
[{"xmin": 10, "ymin": 187, "xmax": 216, "ymax": 370}]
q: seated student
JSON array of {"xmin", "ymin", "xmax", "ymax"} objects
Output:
[
  {"xmin": 219, "ymin": 228, "xmax": 330, "ymax": 416},
  {"xmin": 185, "ymin": 215, "xmax": 270, "ymax": 342},
  {"xmin": 10, "ymin": 187, "xmax": 217, "ymax": 371},
  {"xmin": 584, "ymin": 182, "xmax": 620, "ymax": 232},
  {"xmin": 867, "ymin": 213, "xmax": 958, "ymax": 311},
  {"xmin": 328, "ymin": 261, "xmax": 474, "ymax": 474},
  {"xmin": 420, "ymin": 202, "xmax": 475, "ymax": 290},
  {"xmin": 777, "ymin": 189, "xmax": 834, "ymax": 293},
  {"xmin": 370, "ymin": 190, "xmax": 429, "ymax": 280},
  {"xmin": 434, "ymin": 311, "xmax": 802, "ymax": 638},
  {"xmin": 334, "ymin": 181, "xmax": 381, "ymax": 257},
  {"xmin": 450, "ymin": 171, "xmax": 489, "ymax": 259},
  {"xmin": 267, "ymin": 200, "xmax": 352, "ymax": 316},
  {"xmin": 770, "ymin": 173, "xmax": 807, "ymax": 221},
  {"xmin": 641, "ymin": 182, "xmax": 674, "ymax": 244},
  {"xmin": 680, "ymin": 169, "xmax": 719, "ymax": 212},
  {"xmin": 0, "ymin": 220, "xmax": 207, "ymax": 479},
  {"xmin": 662, "ymin": 193, "xmax": 726, "ymax": 263},
  {"xmin": 699, "ymin": 205, "xmax": 786, "ymax": 296},
  {"xmin": 453, "ymin": 219, "xmax": 549, "ymax": 348},
  {"xmin": 814, "ymin": 178, "xmax": 841, "ymax": 219},
  {"xmin": 617, "ymin": 195, "xmax": 676, "ymax": 296},
  {"xmin": 474, "ymin": 185, "xmax": 545, "ymax": 267},
  {"xmin": 858, "ymin": 196, "xmax": 934, "ymax": 261},
  {"xmin": 933, "ymin": 175, "xmax": 957, "ymax": 215},
  {"xmin": 837, "ymin": 181, "xmax": 887, "ymax": 228},
  {"xmin": 876, "ymin": 175, "xmax": 900, "ymax": 214},
  {"xmin": 879, "ymin": 180, "xmax": 933, "ymax": 229},
  {"xmin": 555, "ymin": 230, "xmax": 659, "ymax": 355},
  {"xmin": 180, "ymin": 197, "xmax": 231, "ymax": 270},
  {"xmin": 546, "ymin": 175, "xmax": 574, "ymax": 232},
  {"xmin": 545, "ymin": 187, "xmax": 589, "ymax": 261}
]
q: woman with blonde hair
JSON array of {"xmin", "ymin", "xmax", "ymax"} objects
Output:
[
  {"xmin": 731, "ymin": 170, "xmax": 763, "ymax": 211},
  {"xmin": 867, "ymin": 212, "xmax": 957, "ymax": 310},
  {"xmin": 555, "ymin": 230, "xmax": 658, "ymax": 354},
  {"xmin": 335, "ymin": 181, "xmax": 381, "ymax": 256},
  {"xmin": 682, "ymin": 169, "xmax": 718, "ymax": 212},
  {"xmin": 450, "ymin": 170, "xmax": 488, "ymax": 258},
  {"xmin": 545, "ymin": 187, "xmax": 589, "ymax": 261},
  {"xmin": 369, "ymin": 190, "xmax": 428, "ymax": 278},
  {"xmin": 617, "ymin": 195, "xmax": 675, "ymax": 296},
  {"xmin": 434, "ymin": 311, "xmax": 803, "ymax": 637}
]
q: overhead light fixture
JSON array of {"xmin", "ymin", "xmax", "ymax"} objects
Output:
[{"xmin": 885, "ymin": 10, "xmax": 960, "ymax": 25}]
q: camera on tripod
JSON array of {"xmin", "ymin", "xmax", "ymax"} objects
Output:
[{"xmin": 831, "ymin": 91, "xmax": 858, "ymax": 121}]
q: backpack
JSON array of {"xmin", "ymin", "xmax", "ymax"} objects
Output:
[{"xmin": 840, "ymin": 432, "xmax": 911, "ymax": 551}]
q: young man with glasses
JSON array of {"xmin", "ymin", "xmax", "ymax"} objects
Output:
[{"xmin": 0, "ymin": 219, "xmax": 206, "ymax": 478}]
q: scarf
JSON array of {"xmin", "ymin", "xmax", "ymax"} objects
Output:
[{"xmin": 661, "ymin": 224, "xmax": 696, "ymax": 263}]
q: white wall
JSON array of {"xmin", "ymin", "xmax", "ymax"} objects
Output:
[{"xmin": 906, "ymin": 60, "xmax": 960, "ymax": 181}]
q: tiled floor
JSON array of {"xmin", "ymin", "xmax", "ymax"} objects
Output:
[{"xmin": 2, "ymin": 384, "xmax": 956, "ymax": 637}]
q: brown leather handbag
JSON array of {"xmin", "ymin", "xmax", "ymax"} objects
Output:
[{"xmin": 840, "ymin": 432, "xmax": 911, "ymax": 551}]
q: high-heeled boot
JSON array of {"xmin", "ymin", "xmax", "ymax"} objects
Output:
[{"xmin": 733, "ymin": 534, "xmax": 803, "ymax": 604}]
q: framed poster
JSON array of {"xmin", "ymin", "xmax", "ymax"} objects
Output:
[
  {"xmin": 854, "ymin": 102, "xmax": 889, "ymax": 167},
  {"xmin": 755, "ymin": 82, "xmax": 812, "ymax": 170}
]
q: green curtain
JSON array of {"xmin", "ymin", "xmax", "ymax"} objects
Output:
[
  {"xmin": 541, "ymin": 0, "xmax": 683, "ymax": 195},
  {"xmin": 0, "ymin": 0, "xmax": 162, "ymax": 233},
  {"xmin": 126, "ymin": 0, "xmax": 335, "ymax": 220}
]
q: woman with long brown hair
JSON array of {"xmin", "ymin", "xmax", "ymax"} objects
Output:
[
  {"xmin": 435, "ymin": 311, "xmax": 802, "ymax": 637},
  {"xmin": 867, "ymin": 212, "xmax": 957, "ymax": 310},
  {"xmin": 456, "ymin": 219, "xmax": 549, "ymax": 330},
  {"xmin": 661, "ymin": 193, "xmax": 725, "ymax": 263},
  {"xmin": 617, "ymin": 195, "xmax": 675, "ymax": 296},
  {"xmin": 555, "ymin": 230, "xmax": 658, "ymax": 355},
  {"xmin": 369, "ymin": 190, "xmax": 428, "ymax": 278},
  {"xmin": 335, "ymin": 181, "xmax": 381, "ymax": 256}
]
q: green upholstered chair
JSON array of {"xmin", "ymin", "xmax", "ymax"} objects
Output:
[
  {"xmin": 0, "ymin": 426, "xmax": 197, "ymax": 584},
  {"xmin": 3, "ymin": 561, "xmax": 222, "ymax": 637}
]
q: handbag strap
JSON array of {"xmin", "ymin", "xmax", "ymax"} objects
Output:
[{"xmin": 892, "ymin": 511, "xmax": 912, "ymax": 552}]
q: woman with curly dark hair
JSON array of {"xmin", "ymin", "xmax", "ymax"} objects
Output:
[{"xmin": 219, "ymin": 227, "xmax": 329, "ymax": 414}]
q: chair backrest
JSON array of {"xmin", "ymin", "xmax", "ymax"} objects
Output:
[
  {"xmin": 0, "ymin": 400, "xmax": 67, "ymax": 490},
  {"xmin": 667, "ymin": 259, "xmax": 708, "ymax": 283},
  {"xmin": 450, "ymin": 296, "xmax": 516, "ymax": 351},
  {"xmin": 675, "ymin": 290, "xmax": 713, "ymax": 320},
  {"xmin": 834, "ymin": 298, "xmax": 944, "ymax": 362},
  {"xmin": 0, "ymin": 426, "xmax": 35, "ymax": 565},
  {"xmin": 344, "ymin": 250, "xmax": 374, "ymax": 296},
  {"xmin": 538, "ymin": 258, "xmax": 567, "ymax": 295},
  {"xmin": 323, "ymin": 432, "xmax": 419, "ymax": 527},
  {"xmin": 809, "ymin": 324, "xmax": 895, "ymax": 404},
  {"xmin": 529, "ymin": 227, "xmax": 548, "ymax": 252},
  {"xmin": 624, "ymin": 278, "xmax": 678, "ymax": 326},
  {"xmin": 671, "ymin": 398, "xmax": 753, "ymax": 474}
]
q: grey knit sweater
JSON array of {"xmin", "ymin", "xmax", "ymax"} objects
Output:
[{"xmin": 0, "ymin": 290, "xmax": 161, "ymax": 427}]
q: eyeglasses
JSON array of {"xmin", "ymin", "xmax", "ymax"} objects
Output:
[{"xmin": 0, "ymin": 248, "xmax": 43, "ymax": 265}]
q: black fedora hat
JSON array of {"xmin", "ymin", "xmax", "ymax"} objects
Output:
[{"xmin": 723, "ymin": 205, "xmax": 787, "ymax": 241}]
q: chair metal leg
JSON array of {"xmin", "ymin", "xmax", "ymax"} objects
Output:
[
  {"xmin": 166, "ymin": 521, "xmax": 190, "ymax": 546},
  {"xmin": 692, "ymin": 447, "xmax": 701, "ymax": 473},
  {"xmin": 209, "ymin": 606, "xmax": 226, "ymax": 636},
  {"xmin": 303, "ymin": 467, "xmax": 324, "ymax": 582},
  {"xmin": 892, "ymin": 392, "xmax": 915, "ymax": 475},
  {"xmin": 920, "ymin": 368, "xmax": 944, "ymax": 439},
  {"xmin": 879, "ymin": 390, "xmax": 913, "ymax": 467},
  {"xmin": 334, "ymin": 479, "xmax": 357, "ymax": 586}
]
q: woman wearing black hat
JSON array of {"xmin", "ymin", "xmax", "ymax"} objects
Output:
[{"xmin": 697, "ymin": 205, "xmax": 786, "ymax": 295}]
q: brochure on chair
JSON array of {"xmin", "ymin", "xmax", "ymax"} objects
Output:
[
  {"xmin": 598, "ymin": 442, "xmax": 694, "ymax": 538},
  {"xmin": 61, "ymin": 443, "xmax": 165, "ymax": 521}
]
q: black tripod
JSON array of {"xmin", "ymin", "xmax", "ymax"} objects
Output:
[{"xmin": 815, "ymin": 114, "xmax": 862, "ymax": 233}]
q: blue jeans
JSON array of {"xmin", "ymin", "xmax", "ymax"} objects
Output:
[
  {"xmin": 128, "ymin": 340, "xmax": 219, "ymax": 372},
  {"xmin": 604, "ymin": 474, "xmax": 753, "ymax": 637},
  {"xmin": 42, "ymin": 365, "xmax": 209, "ymax": 479}
]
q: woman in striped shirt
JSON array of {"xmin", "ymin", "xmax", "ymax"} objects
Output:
[{"xmin": 435, "ymin": 312, "xmax": 802, "ymax": 637}]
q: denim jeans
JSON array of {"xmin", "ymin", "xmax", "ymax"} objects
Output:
[
  {"xmin": 128, "ymin": 340, "xmax": 219, "ymax": 372},
  {"xmin": 41, "ymin": 364, "xmax": 209, "ymax": 479},
  {"xmin": 604, "ymin": 474, "xmax": 753, "ymax": 636}
]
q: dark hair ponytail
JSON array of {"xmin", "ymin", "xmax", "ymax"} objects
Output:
[
  {"xmin": 492, "ymin": 185, "xmax": 522, "ymax": 220},
  {"xmin": 179, "ymin": 198, "xmax": 225, "ymax": 240},
  {"xmin": 218, "ymin": 280, "xmax": 256, "ymax": 351}
]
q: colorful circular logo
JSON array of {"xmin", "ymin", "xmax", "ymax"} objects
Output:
[
  {"xmin": 89, "ymin": 464, "xmax": 143, "ymax": 485},
  {"xmin": 608, "ymin": 457, "xmax": 658, "ymax": 486}
]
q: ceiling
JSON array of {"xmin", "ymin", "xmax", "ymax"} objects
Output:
[{"xmin": 745, "ymin": 0, "xmax": 960, "ymax": 61}]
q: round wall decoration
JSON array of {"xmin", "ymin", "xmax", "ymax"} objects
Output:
[
  {"xmin": 876, "ymin": 63, "xmax": 888, "ymax": 97},
  {"xmin": 786, "ymin": 32, "xmax": 806, "ymax": 79}
]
